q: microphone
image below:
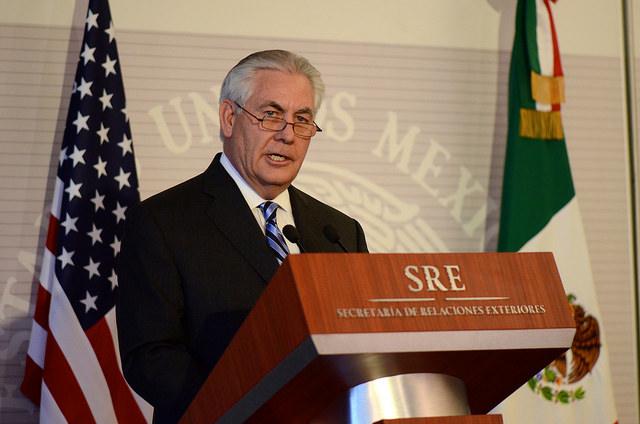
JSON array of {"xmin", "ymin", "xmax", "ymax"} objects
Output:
[
  {"xmin": 322, "ymin": 225, "xmax": 349, "ymax": 253},
  {"xmin": 283, "ymin": 225, "xmax": 306, "ymax": 253}
]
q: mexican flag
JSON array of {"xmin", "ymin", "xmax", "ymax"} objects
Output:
[{"xmin": 492, "ymin": 0, "xmax": 618, "ymax": 423}]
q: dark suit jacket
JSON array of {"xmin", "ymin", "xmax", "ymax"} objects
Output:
[{"xmin": 116, "ymin": 154, "xmax": 368, "ymax": 423}]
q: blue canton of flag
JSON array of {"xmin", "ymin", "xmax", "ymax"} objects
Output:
[
  {"xmin": 22, "ymin": 0, "xmax": 151, "ymax": 421},
  {"xmin": 58, "ymin": 1, "xmax": 138, "ymax": 329}
]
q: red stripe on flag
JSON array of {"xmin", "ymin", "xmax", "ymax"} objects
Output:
[
  {"xmin": 86, "ymin": 319, "xmax": 147, "ymax": 423},
  {"xmin": 543, "ymin": 0, "xmax": 564, "ymax": 76},
  {"xmin": 21, "ymin": 355, "xmax": 43, "ymax": 405},
  {"xmin": 33, "ymin": 284, "xmax": 52, "ymax": 330},
  {"xmin": 46, "ymin": 214, "xmax": 59, "ymax": 254},
  {"xmin": 21, "ymin": 283, "xmax": 53, "ymax": 406},
  {"xmin": 43, "ymin": 335, "xmax": 96, "ymax": 423}
]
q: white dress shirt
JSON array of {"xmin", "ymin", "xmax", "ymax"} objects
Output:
[{"xmin": 220, "ymin": 153, "xmax": 300, "ymax": 254}]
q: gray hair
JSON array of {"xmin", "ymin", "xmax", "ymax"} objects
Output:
[{"xmin": 219, "ymin": 50, "xmax": 325, "ymax": 113}]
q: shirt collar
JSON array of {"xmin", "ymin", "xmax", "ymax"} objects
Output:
[{"xmin": 220, "ymin": 153, "xmax": 292, "ymax": 212}]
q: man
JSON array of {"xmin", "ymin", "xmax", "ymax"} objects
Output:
[{"xmin": 116, "ymin": 50, "xmax": 368, "ymax": 423}]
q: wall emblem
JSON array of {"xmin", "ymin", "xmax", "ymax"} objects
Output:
[{"xmin": 296, "ymin": 162, "xmax": 449, "ymax": 253}]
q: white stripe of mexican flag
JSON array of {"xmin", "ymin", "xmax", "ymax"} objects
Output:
[
  {"xmin": 493, "ymin": 198, "xmax": 618, "ymax": 423},
  {"xmin": 534, "ymin": 0, "xmax": 554, "ymax": 112}
]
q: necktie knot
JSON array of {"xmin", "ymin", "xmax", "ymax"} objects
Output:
[
  {"xmin": 259, "ymin": 201, "xmax": 279, "ymax": 224},
  {"xmin": 259, "ymin": 201, "xmax": 289, "ymax": 264}
]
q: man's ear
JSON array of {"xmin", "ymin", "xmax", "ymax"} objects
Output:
[{"xmin": 219, "ymin": 99, "xmax": 235, "ymax": 138}]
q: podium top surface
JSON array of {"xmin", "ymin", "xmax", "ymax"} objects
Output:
[{"xmin": 286, "ymin": 252, "xmax": 573, "ymax": 334}]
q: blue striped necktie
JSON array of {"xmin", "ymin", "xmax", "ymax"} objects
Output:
[{"xmin": 259, "ymin": 201, "xmax": 289, "ymax": 264}]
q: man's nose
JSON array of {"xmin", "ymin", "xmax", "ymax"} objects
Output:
[{"xmin": 275, "ymin": 122, "xmax": 296, "ymax": 144}]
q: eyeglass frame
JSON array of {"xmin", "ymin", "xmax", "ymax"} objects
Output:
[{"xmin": 233, "ymin": 101, "xmax": 322, "ymax": 138}]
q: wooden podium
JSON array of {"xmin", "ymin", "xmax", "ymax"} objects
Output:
[{"xmin": 180, "ymin": 253, "xmax": 575, "ymax": 423}]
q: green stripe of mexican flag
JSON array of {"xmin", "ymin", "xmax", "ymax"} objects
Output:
[
  {"xmin": 494, "ymin": 1, "xmax": 618, "ymax": 423},
  {"xmin": 500, "ymin": 0, "xmax": 572, "ymax": 254}
]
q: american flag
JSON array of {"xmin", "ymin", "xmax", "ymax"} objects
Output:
[{"xmin": 21, "ymin": 0, "xmax": 152, "ymax": 421}]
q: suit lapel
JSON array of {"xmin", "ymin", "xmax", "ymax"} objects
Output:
[
  {"xmin": 289, "ymin": 186, "xmax": 335, "ymax": 253},
  {"xmin": 201, "ymin": 154, "xmax": 278, "ymax": 282}
]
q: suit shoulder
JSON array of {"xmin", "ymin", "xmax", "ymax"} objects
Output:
[
  {"xmin": 289, "ymin": 185, "xmax": 369, "ymax": 253},
  {"xmin": 138, "ymin": 173, "xmax": 204, "ymax": 213},
  {"xmin": 290, "ymin": 185, "xmax": 355, "ymax": 224}
]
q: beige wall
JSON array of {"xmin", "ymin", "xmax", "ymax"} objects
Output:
[{"xmin": 0, "ymin": 0, "xmax": 624, "ymax": 54}]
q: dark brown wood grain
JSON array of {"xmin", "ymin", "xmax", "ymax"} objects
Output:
[
  {"xmin": 293, "ymin": 252, "xmax": 573, "ymax": 333},
  {"xmin": 180, "ymin": 253, "xmax": 574, "ymax": 423},
  {"xmin": 247, "ymin": 348, "xmax": 564, "ymax": 422}
]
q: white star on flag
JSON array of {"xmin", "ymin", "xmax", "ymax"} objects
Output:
[
  {"xmin": 72, "ymin": 112, "xmax": 90, "ymax": 134},
  {"xmin": 113, "ymin": 202, "xmax": 127, "ymax": 223},
  {"xmin": 93, "ymin": 157, "xmax": 108, "ymax": 178},
  {"xmin": 90, "ymin": 190, "xmax": 106, "ymax": 211},
  {"xmin": 96, "ymin": 123, "xmax": 110, "ymax": 144},
  {"xmin": 87, "ymin": 224, "xmax": 103, "ymax": 245},
  {"xmin": 85, "ymin": 10, "xmax": 99, "ymax": 30},
  {"xmin": 58, "ymin": 147, "xmax": 68, "ymax": 165},
  {"xmin": 114, "ymin": 168, "xmax": 131, "ymax": 190},
  {"xmin": 118, "ymin": 134, "xmax": 132, "ymax": 156},
  {"xmin": 98, "ymin": 89, "xmax": 113, "ymax": 110},
  {"xmin": 58, "ymin": 247, "xmax": 75, "ymax": 270},
  {"xmin": 102, "ymin": 54, "xmax": 117, "ymax": 77},
  {"xmin": 110, "ymin": 235, "xmax": 121, "ymax": 255},
  {"xmin": 84, "ymin": 258, "xmax": 101, "ymax": 279},
  {"xmin": 60, "ymin": 213, "xmax": 79, "ymax": 235},
  {"xmin": 121, "ymin": 107, "xmax": 129, "ymax": 122},
  {"xmin": 108, "ymin": 270, "xmax": 118, "ymax": 290},
  {"xmin": 80, "ymin": 43, "xmax": 96, "ymax": 65},
  {"xmin": 68, "ymin": 146, "xmax": 87, "ymax": 167},
  {"xmin": 105, "ymin": 21, "xmax": 115, "ymax": 43},
  {"xmin": 65, "ymin": 179, "xmax": 83, "ymax": 200},
  {"xmin": 79, "ymin": 291, "xmax": 98, "ymax": 313},
  {"xmin": 77, "ymin": 78, "xmax": 93, "ymax": 99}
]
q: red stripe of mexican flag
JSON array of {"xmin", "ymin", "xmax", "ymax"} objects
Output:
[{"xmin": 494, "ymin": 1, "xmax": 618, "ymax": 423}]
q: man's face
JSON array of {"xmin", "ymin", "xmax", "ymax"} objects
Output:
[{"xmin": 220, "ymin": 70, "xmax": 316, "ymax": 200}]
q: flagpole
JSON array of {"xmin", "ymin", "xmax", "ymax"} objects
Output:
[{"xmin": 620, "ymin": 0, "xmax": 640, "ymax": 417}]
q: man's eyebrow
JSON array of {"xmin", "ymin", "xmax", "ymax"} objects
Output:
[
  {"xmin": 258, "ymin": 101, "xmax": 285, "ymax": 112},
  {"xmin": 258, "ymin": 101, "xmax": 313, "ymax": 116},
  {"xmin": 296, "ymin": 107, "xmax": 313, "ymax": 116}
]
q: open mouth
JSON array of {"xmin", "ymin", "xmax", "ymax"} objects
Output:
[{"xmin": 268, "ymin": 153, "xmax": 289, "ymax": 162}]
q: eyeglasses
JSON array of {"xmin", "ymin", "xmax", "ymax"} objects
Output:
[{"xmin": 233, "ymin": 101, "xmax": 322, "ymax": 138}]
